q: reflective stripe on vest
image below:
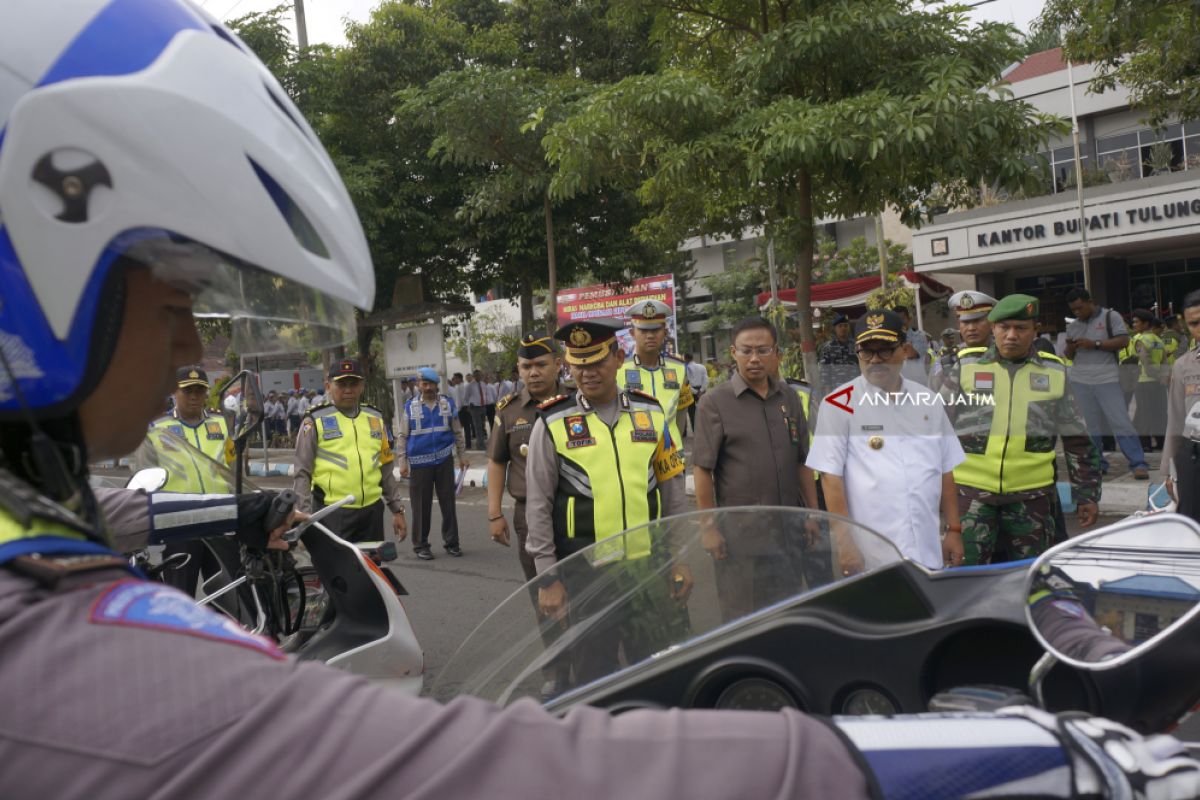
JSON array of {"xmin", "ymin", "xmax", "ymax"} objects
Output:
[
  {"xmin": 953, "ymin": 358, "xmax": 1065, "ymax": 493},
  {"xmin": 405, "ymin": 396, "xmax": 456, "ymax": 467},
  {"xmin": 310, "ymin": 406, "xmax": 393, "ymax": 508},
  {"xmin": 617, "ymin": 357, "xmax": 685, "ymax": 451},
  {"xmin": 149, "ymin": 413, "xmax": 231, "ymax": 466},
  {"xmin": 545, "ymin": 398, "xmax": 663, "ymax": 562}
]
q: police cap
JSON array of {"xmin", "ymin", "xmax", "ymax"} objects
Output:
[
  {"xmin": 948, "ymin": 290, "xmax": 998, "ymax": 322},
  {"xmin": 176, "ymin": 366, "xmax": 209, "ymax": 389},
  {"xmin": 554, "ymin": 319, "xmax": 622, "ymax": 366},
  {"xmin": 988, "ymin": 294, "xmax": 1040, "ymax": 322},
  {"xmin": 517, "ymin": 332, "xmax": 557, "ymax": 359},
  {"xmin": 627, "ymin": 299, "xmax": 670, "ymax": 330},
  {"xmin": 328, "ymin": 358, "xmax": 364, "ymax": 381}
]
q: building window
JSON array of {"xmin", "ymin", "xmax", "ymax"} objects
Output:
[
  {"xmin": 1127, "ymin": 258, "xmax": 1200, "ymax": 315},
  {"xmin": 1096, "ymin": 123, "xmax": 1196, "ymax": 182}
]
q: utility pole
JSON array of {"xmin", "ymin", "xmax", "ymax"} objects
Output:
[
  {"xmin": 293, "ymin": 0, "xmax": 308, "ymax": 49},
  {"xmin": 1066, "ymin": 52, "xmax": 1092, "ymax": 293}
]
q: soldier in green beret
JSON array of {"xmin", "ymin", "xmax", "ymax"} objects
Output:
[{"xmin": 938, "ymin": 294, "xmax": 1102, "ymax": 565}]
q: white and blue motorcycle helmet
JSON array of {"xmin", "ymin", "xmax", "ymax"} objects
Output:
[{"xmin": 0, "ymin": 0, "xmax": 374, "ymax": 420}]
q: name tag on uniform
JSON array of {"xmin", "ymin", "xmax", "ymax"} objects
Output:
[
  {"xmin": 974, "ymin": 372, "xmax": 994, "ymax": 393},
  {"xmin": 320, "ymin": 416, "xmax": 342, "ymax": 440},
  {"xmin": 784, "ymin": 416, "xmax": 799, "ymax": 446},
  {"xmin": 368, "ymin": 416, "xmax": 384, "ymax": 439},
  {"xmin": 510, "ymin": 417, "xmax": 532, "ymax": 431},
  {"xmin": 565, "ymin": 415, "xmax": 595, "ymax": 448},
  {"xmin": 663, "ymin": 369, "xmax": 680, "ymax": 390},
  {"xmin": 624, "ymin": 370, "xmax": 643, "ymax": 390},
  {"xmin": 204, "ymin": 421, "xmax": 224, "ymax": 440},
  {"xmin": 630, "ymin": 409, "xmax": 656, "ymax": 442},
  {"xmin": 1029, "ymin": 373, "xmax": 1050, "ymax": 392}
]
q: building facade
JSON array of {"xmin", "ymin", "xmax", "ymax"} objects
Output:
[{"xmin": 914, "ymin": 49, "xmax": 1200, "ymax": 332}]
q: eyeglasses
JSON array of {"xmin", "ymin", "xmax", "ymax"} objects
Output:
[
  {"xmin": 855, "ymin": 346, "xmax": 896, "ymax": 361},
  {"xmin": 733, "ymin": 346, "xmax": 777, "ymax": 358}
]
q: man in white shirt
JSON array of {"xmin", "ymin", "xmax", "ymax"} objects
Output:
[
  {"xmin": 285, "ymin": 390, "xmax": 301, "ymax": 437},
  {"xmin": 464, "ymin": 370, "xmax": 489, "ymax": 449},
  {"xmin": 684, "ymin": 352, "xmax": 708, "ymax": 436},
  {"xmin": 807, "ymin": 309, "xmax": 965, "ymax": 573}
]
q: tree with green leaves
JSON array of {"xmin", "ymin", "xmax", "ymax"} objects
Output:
[
  {"xmin": 546, "ymin": 0, "xmax": 1062, "ymax": 378},
  {"xmin": 1042, "ymin": 0, "xmax": 1200, "ymax": 127}
]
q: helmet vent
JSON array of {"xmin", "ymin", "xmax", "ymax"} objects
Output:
[
  {"xmin": 264, "ymin": 81, "xmax": 313, "ymax": 143},
  {"xmin": 210, "ymin": 25, "xmax": 247, "ymax": 53},
  {"xmin": 248, "ymin": 156, "xmax": 330, "ymax": 259}
]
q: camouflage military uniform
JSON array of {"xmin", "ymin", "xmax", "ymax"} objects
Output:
[{"xmin": 940, "ymin": 346, "xmax": 1101, "ymax": 565}]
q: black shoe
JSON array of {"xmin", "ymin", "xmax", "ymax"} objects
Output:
[
  {"xmin": 445, "ymin": 546, "xmax": 463, "ymax": 557},
  {"xmin": 416, "ymin": 549, "xmax": 434, "ymax": 560}
]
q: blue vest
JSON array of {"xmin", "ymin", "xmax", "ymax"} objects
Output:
[{"xmin": 406, "ymin": 395, "xmax": 457, "ymax": 467}]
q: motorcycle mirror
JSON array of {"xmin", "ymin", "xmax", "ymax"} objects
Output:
[
  {"xmin": 1024, "ymin": 512, "xmax": 1200, "ymax": 671},
  {"xmin": 220, "ymin": 369, "xmax": 265, "ymax": 445},
  {"xmin": 125, "ymin": 467, "xmax": 167, "ymax": 493}
]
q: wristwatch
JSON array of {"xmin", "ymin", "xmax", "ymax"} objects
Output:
[{"xmin": 1094, "ymin": 339, "xmax": 1102, "ymax": 350}]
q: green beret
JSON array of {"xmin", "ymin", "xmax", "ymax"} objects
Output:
[{"xmin": 988, "ymin": 294, "xmax": 1040, "ymax": 322}]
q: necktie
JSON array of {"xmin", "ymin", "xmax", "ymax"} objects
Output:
[{"xmin": 477, "ymin": 383, "xmax": 483, "ymax": 404}]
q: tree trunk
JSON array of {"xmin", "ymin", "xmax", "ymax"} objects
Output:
[
  {"xmin": 543, "ymin": 193, "xmax": 558, "ymax": 333},
  {"xmin": 519, "ymin": 275, "xmax": 535, "ymax": 333},
  {"xmin": 793, "ymin": 170, "xmax": 819, "ymax": 385}
]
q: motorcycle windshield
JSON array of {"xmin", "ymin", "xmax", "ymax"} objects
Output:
[
  {"xmin": 133, "ymin": 428, "xmax": 260, "ymax": 495},
  {"xmin": 432, "ymin": 507, "xmax": 900, "ymax": 706}
]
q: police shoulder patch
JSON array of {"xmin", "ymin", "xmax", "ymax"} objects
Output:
[
  {"xmin": 627, "ymin": 389, "xmax": 663, "ymax": 407},
  {"xmin": 90, "ymin": 580, "xmax": 285, "ymax": 660},
  {"xmin": 496, "ymin": 392, "xmax": 516, "ymax": 412},
  {"xmin": 537, "ymin": 393, "xmax": 572, "ymax": 411}
]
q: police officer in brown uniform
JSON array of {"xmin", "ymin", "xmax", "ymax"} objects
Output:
[{"xmin": 487, "ymin": 332, "xmax": 569, "ymax": 581}]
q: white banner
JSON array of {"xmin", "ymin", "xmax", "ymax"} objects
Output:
[{"xmin": 384, "ymin": 323, "xmax": 445, "ymax": 378}]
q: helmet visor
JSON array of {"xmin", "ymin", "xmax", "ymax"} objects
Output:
[{"xmin": 126, "ymin": 234, "xmax": 361, "ymax": 356}]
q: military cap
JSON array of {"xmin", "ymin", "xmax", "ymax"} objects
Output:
[
  {"xmin": 328, "ymin": 358, "xmax": 364, "ymax": 381},
  {"xmin": 854, "ymin": 309, "xmax": 907, "ymax": 346},
  {"xmin": 176, "ymin": 366, "xmax": 209, "ymax": 389},
  {"xmin": 942, "ymin": 327, "xmax": 958, "ymax": 338},
  {"xmin": 948, "ymin": 290, "xmax": 998, "ymax": 322},
  {"xmin": 554, "ymin": 319, "xmax": 622, "ymax": 366},
  {"xmin": 418, "ymin": 367, "xmax": 440, "ymax": 383},
  {"xmin": 627, "ymin": 299, "xmax": 671, "ymax": 330},
  {"xmin": 517, "ymin": 331, "xmax": 557, "ymax": 359},
  {"xmin": 832, "ymin": 313, "xmax": 850, "ymax": 326},
  {"xmin": 987, "ymin": 294, "xmax": 1039, "ymax": 322}
]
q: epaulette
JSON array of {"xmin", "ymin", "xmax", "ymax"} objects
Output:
[
  {"xmin": 627, "ymin": 388, "xmax": 663, "ymax": 407},
  {"xmin": 785, "ymin": 377, "xmax": 810, "ymax": 388},
  {"xmin": 150, "ymin": 414, "xmax": 174, "ymax": 426},
  {"xmin": 1037, "ymin": 351, "xmax": 1067, "ymax": 367},
  {"xmin": 496, "ymin": 392, "xmax": 517, "ymax": 412},
  {"xmin": 361, "ymin": 403, "xmax": 385, "ymax": 417},
  {"xmin": 537, "ymin": 393, "xmax": 572, "ymax": 411},
  {"xmin": 663, "ymin": 353, "xmax": 686, "ymax": 364},
  {"xmin": 307, "ymin": 402, "xmax": 336, "ymax": 418}
]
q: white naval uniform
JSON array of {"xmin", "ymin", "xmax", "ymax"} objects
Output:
[{"xmin": 805, "ymin": 376, "xmax": 964, "ymax": 569}]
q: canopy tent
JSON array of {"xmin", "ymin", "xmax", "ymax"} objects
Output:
[{"xmin": 756, "ymin": 270, "xmax": 954, "ymax": 332}]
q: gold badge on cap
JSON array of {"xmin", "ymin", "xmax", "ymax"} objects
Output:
[
  {"xmin": 865, "ymin": 313, "xmax": 884, "ymax": 329},
  {"xmin": 959, "ymin": 294, "xmax": 975, "ymax": 310},
  {"xmin": 642, "ymin": 301, "xmax": 656, "ymax": 317},
  {"xmin": 868, "ymin": 435, "xmax": 884, "ymax": 450},
  {"xmin": 188, "ymin": 370, "xmax": 199, "ymax": 379},
  {"xmin": 569, "ymin": 327, "xmax": 592, "ymax": 347}
]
